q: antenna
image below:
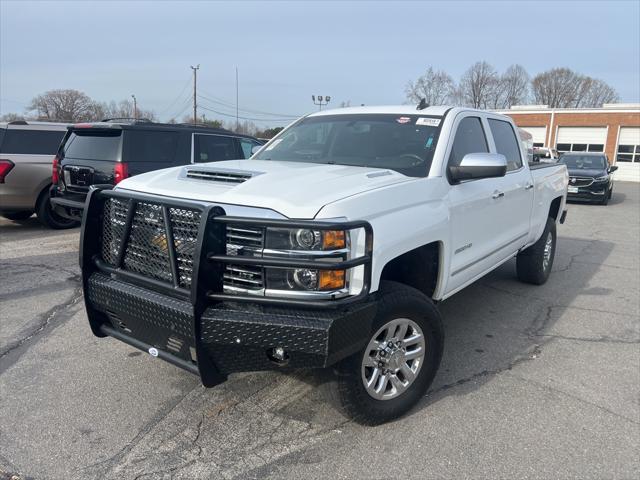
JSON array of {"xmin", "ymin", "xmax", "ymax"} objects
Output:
[{"xmin": 417, "ymin": 98, "xmax": 429, "ymax": 110}]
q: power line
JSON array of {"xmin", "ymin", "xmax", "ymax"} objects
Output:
[
  {"xmin": 198, "ymin": 104, "xmax": 296, "ymax": 123},
  {"xmin": 198, "ymin": 89, "xmax": 302, "ymax": 118},
  {"xmin": 158, "ymin": 76, "xmax": 193, "ymax": 115},
  {"xmin": 197, "ymin": 95, "xmax": 300, "ymax": 120}
]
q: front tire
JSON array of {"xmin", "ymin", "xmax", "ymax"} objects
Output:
[
  {"xmin": 36, "ymin": 190, "xmax": 79, "ymax": 229},
  {"xmin": 335, "ymin": 282, "xmax": 444, "ymax": 425},
  {"xmin": 516, "ymin": 217, "xmax": 556, "ymax": 285}
]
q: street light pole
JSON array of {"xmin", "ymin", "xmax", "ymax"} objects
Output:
[
  {"xmin": 190, "ymin": 64, "xmax": 200, "ymax": 124},
  {"xmin": 131, "ymin": 94, "xmax": 137, "ymax": 120},
  {"xmin": 312, "ymin": 95, "xmax": 331, "ymax": 111}
]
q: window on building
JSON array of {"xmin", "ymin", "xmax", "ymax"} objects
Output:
[
  {"xmin": 616, "ymin": 144, "xmax": 639, "ymax": 163},
  {"xmin": 533, "ymin": 142, "xmax": 544, "ymax": 147},
  {"xmin": 556, "ymin": 142, "xmax": 608, "ymax": 154}
]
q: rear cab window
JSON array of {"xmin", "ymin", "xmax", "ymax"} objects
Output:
[
  {"xmin": 1, "ymin": 129, "xmax": 66, "ymax": 155},
  {"xmin": 488, "ymin": 119, "xmax": 523, "ymax": 172},
  {"xmin": 194, "ymin": 134, "xmax": 240, "ymax": 162}
]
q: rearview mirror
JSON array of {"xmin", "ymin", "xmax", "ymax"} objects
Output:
[
  {"xmin": 609, "ymin": 165, "xmax": 618, "ymax": 173},
  {"xmin": 449, "ymin": 153, "xmax": 508, "ymax": 183},
  {"xmin": 251, "ymin": 145, "xmax": 262, "ymax": 155}
]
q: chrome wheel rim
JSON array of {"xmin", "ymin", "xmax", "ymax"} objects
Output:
[
  {"xmin": 361, "ymin": 318, "xmax": 426, "ymax": 401},
  {"xmin": 543, "ymin": 232, "xmax": 553, "ymax": 271}
]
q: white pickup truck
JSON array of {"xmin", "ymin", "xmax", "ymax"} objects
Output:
[{"xmin": 80, "ymin": 105, "xmax": 568, "ymax": 424}]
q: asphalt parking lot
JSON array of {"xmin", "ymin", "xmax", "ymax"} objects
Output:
[{"xmin": 1, "ymin": 182, "xmax": 639, "ymax": 480}]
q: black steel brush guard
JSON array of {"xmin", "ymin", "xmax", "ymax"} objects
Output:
[{"xmin": 80, "ymin": 186, "xmax": 375, "ymax": 386}]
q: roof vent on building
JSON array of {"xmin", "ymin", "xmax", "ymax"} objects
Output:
[{"xmin": 185, "ymin": 169, "xmax": 252, "ymax": 184}]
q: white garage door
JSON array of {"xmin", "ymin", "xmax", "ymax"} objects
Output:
[
  {"xmin": 520, "ymin": 126, "xmax": 547, "ymax": 146},
  {"xmin": 556, "ymin": 127, "xmax": 607, "ymax": 153},
  {"xmin": 616, "ymin": 127, "xmax": 640, "ymax": 163}
]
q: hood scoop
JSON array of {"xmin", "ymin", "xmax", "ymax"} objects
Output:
[{"xmin": 185, "ymin": 169, "xmax": 253, "ymax": 184}]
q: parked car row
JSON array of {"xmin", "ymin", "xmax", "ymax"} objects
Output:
[{"xmin": 0, "ymin": 119, "xmax": 263, "ymax": 228}]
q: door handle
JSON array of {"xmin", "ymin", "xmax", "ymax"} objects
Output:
[
  {"xmin": 492, "ymin": 191, "xmax": 505, "ymax": 199},
  {"xmin": 525, "ymin": 183, "xmax": 534, "ymax": 190}
]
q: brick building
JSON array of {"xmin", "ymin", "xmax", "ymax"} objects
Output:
[{"xmin": 498, "ymin": 103, "xmax": 640, "ymax": 181}]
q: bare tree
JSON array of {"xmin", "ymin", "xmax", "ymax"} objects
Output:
[
  {"xmin": 581, "ymin": 78, "xmax": 619, "ymax": 106},
  {"xmin": 499, "ymin": 64, "xmax": 530, "ymax": 108},
  {"xmin": 28, "ymin": 89, "xmax": 103, "ymax": 122},
  {"xmin": 405, "ymin": 67, "xmax": 455, "ymax": 105},
  {"xmin": 459, "ymin": 61, "xmax": 499, "ymax": 109},
  {"xmin": 0, "ymin": 112, "xmax": 27, "ymax": 122},
  {"xmin": 102, "ymin": 99, "xmax": 156, "ymax": 121},
  {"xmin": 532, "ymin": 68, "xmax": 619, "ymax": 108}
]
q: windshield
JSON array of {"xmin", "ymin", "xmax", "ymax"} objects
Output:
[
  {"xmin": 559, "ymin": 155, "xmax": 606, "ymax": 170},
  {"xmin": 253, "ymin": 114, "xmax": 442, "ymax": 177}
]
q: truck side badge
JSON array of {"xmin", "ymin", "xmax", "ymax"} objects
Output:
[{"xmin": 148, "ymin": 348, "xmax": 159, "ymax": 357}]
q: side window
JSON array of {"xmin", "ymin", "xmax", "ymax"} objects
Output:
[
  {"xmin": 124, "ymin": 130, "xmax": 179, "ymax": 163},
  {"xmin": 0, "ymin": 129, "xmax": 66, "ymax": 155},
  {"xmin": 448, "ymin": 117, "xmax": 488, "ymax": 168},
  {"xmin": 488, "ymin": 119, "xmax": 523, "ymax": 172},
  {"xmin": 239, "ymin": 138, "xmax": 261, "ymax": 159},
  {"xmin": 194, "ymin": 134, "xmax": 239, "ymax": 163}
]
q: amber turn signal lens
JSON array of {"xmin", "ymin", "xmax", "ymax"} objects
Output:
[
  {"xmin": 319, "ymin": 270, "xmax": 345, "ymax": 290},
  {"xmin": 322, "ymin": 230, "xmax": 346, "ymax": 249}
]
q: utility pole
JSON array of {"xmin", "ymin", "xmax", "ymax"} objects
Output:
[
  {"xmin": 190, "ymin": 64, "xmax": 200, "ymax": 124},
  {"xmin": 131, "ymin": 94, "xmax": 137, "ymax": 119},
  {"xmin": 312, "ymin": 95, "xmax": 331, "ymax": 111},
  {"xmin": 235, "ymin": 66, "xmax": 239, "ymax": 131}
]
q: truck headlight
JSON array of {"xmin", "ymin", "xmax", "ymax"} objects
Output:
[
  {"xmin": 265, "ymin": 228, "xmax": 347, "ymax": 251},
  {"xmin": 266, "ymin": 268, "xmax": 346, "ymax": 291},
  {"xmin": 594, "ymin": 175, "xmax": 609, "ymax": 183}
]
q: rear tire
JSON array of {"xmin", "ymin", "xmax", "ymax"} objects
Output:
[
  {"xmin": 36, "ymin": 190, "xmax": 79, "ymax": 229},
  {"xmin": 2, "ymin": 211, "xmax": 33, "ymax": 221},
  {"xmin": 334, "ymin": 281, "xmax": 444, "ymax": 425},
  {"xmin": 516, "ymin": 217, "xmax": 556, "ymax": 285}
]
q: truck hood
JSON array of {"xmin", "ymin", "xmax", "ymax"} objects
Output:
[{"xmin": 116, "ymin": 159, "xmax": 414, "ymax": 218}]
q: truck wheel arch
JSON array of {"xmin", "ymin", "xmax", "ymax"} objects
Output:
[
  {"xmin": 549, "ymin": 196, "xmax": 562, "ymax": 221},
  {"xmin": 377, "ymin": 241, "xmax": 443, "ymax": 300}
]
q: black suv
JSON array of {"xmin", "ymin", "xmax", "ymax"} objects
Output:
[
  {"xmin": 50, "ymin": 119, "xmax": 262, "ymax": 220},
  {"xmin": 559, "ymin": 152, "xmax": 618, "ymax": 205}
]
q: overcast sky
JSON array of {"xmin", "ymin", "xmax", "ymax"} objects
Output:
[{"xmin": 1, "ymin": 0, "xmax": 639, "ymax": 125}]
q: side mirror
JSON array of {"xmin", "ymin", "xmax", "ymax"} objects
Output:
[
  {"xmin": 609, "ymin": 165, "xmax": 618, "ymax": 173},
  {"xmin": 251, "ymin": 145, "xmax": 262, "ymax": 155},
  {"xmin": 449, "ymin": 153, "xmax": 507, "ymax": 183}
]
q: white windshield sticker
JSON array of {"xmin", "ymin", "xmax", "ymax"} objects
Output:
[
  {"xmin": 416, "ymin": 117, "xmax": 441, "ymax": 127},
  {"xmin": 264, "ymin": 138, "xmax": 283, "ymax": 151}
]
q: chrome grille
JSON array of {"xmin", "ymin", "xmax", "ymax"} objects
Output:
[
  {"xmin": 569, "ymin": 177, "xmax": 594, "ymax": 187},
  {"xmin": 224, "ymin": 224, "xmax": 264, "ymax": 292}
]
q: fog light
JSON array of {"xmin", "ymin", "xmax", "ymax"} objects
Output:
[
  {"xmin": 268, "ymin": 346, "xmax": 289, "ymax": 364},
  {"xmin": 319, "ymin": 270, "xmax": 345, "ymax": 290}
]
